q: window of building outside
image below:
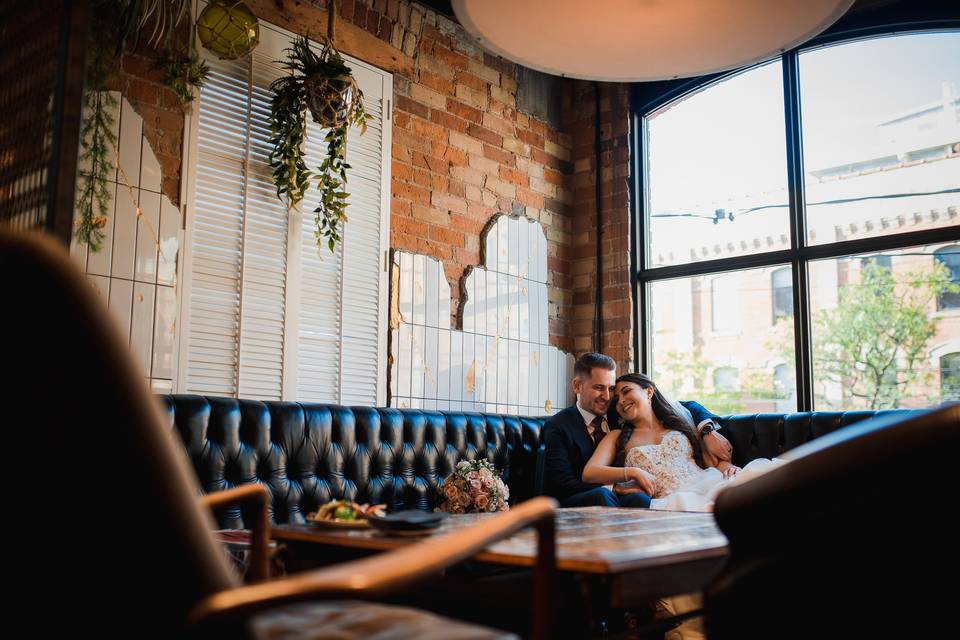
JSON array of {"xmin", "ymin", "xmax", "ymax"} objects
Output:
[
  {"xmin": 935, "ymin": 245, "xmax": 960, "ymax": 310},
  {"xmin": 713, "ymin": 367, "xmax": 739, "ymax": 392},
  {"xmin": 773, "ymin": 363, "xmax": 796, "ymax": 412},
  {"xmin": 942, "ymin": 352, "xmax": 960, "ymax": 401},
  {"xmin": 771, "ymin": 267, "xmax": 793, "ymax": 322},
  {"xmin": 860, "ymin": 254, "xmax": 892, "ymax": 272},
  {"xmin": 711, "ymin": 274, "xmax": 740, "ymax": 332},
  {"xmin": 640, "ymin": 30, "xmax": 960, "ymax": 412}
]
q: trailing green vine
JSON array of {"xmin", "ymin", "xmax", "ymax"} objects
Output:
[
  {"xmin": 269, "ymin": 35, "xmax": 368, "ymax": 252},
  {"xmin": 75, "ymin": 0, "xmax": 205, "ymax": 250},
  {"xmin": 75, "ymin": 90, "xmax": 118, "ymax": 251}
]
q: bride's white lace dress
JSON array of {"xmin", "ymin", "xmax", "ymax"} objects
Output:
[{"xmin": 624, "ymin": 430, "xmax": 784, "ymax": 512}]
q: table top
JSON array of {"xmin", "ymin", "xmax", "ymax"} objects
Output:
[{"xmin": 272, "ymin": 506, "xmax": 728, "ymax": 575}]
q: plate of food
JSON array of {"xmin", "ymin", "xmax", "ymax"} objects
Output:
[{"xmin": 307, "ymin": 500, "xmax": 387, "ymax": 529}]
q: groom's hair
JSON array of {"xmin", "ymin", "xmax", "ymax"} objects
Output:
[{"xmin": 574, "ymin": 352, "xmax": 616, "ymax": 379}]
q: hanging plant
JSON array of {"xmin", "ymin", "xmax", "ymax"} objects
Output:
[
  {"xmin": 268, "ymin": 17, "xmax": 368, "ymax": 252},
  {"xmin": 75, "ymin": 90, "xmax": 118, "ymax": 251},
  {"xmin": 111, "ymin": 0, "xmax": 192, "ymax": 54},
  {"xmin": 76, "ymin": 0, "xmax": 206, "ymax": 250},
  {"xmin": 156, "ymin": 46, "xmax": 210, "ymax": 105}
]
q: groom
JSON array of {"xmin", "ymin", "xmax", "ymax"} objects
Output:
[{"xmin": 543, "ymin": 352, "xmax": 732, "ymax": 508}]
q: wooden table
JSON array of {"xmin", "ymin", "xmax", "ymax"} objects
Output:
[{"xmin": 272, "ymin": 507, "xmax": 729, "ymax": 607}]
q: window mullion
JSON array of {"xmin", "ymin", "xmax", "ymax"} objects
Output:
[{"xmin": 783, "ymin": 50, "xmax": 813, "ymax": 412}]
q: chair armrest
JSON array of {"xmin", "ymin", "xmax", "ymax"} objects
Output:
[
  {"xmin": 199, "ymin": 485, "xmax": 270, "ymax": 583},
  {"xmin": 190, "ymin": 496, "xmax": 558, "ymax": 640}
]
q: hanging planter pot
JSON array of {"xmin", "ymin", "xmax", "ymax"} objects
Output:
[
  {"xmin": 268, "ymin": 23, "xmax": 368, "ymax": 252},
  {"xmin": 304, "ymin": 72, "xmax": 359, "ymax": 128}
]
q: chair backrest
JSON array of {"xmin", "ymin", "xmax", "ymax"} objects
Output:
[
  {"xmin": 2, "ymin": 232, "xmax": 237, "ymax": 635},
  {"xmin": 707, "ymin": 402, "xmax": 960, "ymax": 638}
]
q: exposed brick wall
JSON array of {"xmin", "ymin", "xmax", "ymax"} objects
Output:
[
  {"xmin": 109, "ymin": 0, "xmax": 611, "ymax": 356},
  {"xmin": 563, "ymin": 81, "xmax": 634, "ymax": 371},
  {"xmin": 246, "ymin": 1, "xmax": 576, "ymax": 349},
  {"xmin": 109, "ymin": 29, "xmax": 188, "ymax": 206},
  {"xmin": 381, "ymin": 2, "xmax": 575, "ymax": 350}
]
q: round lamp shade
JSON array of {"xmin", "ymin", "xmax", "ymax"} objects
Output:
[{"xmin": 451, "ymin": 0, "xmax": 854, "ymax": 81}]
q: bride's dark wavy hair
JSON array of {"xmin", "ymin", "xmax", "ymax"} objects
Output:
[{"xmin": 614, "ymin": 373, "xmax": 706, "ymax": 468}]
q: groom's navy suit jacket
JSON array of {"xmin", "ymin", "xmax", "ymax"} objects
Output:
[{"xmin": 543, "ymin": 400, "xmax": 720, "ymax": 501}]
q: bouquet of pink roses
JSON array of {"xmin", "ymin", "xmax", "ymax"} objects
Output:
[{"xmin": 437, "ymin": 459, "xmax": 510, "ymax": 514}]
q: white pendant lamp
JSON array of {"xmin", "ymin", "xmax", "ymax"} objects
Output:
[{"xmin": 451, "ymin": 0, "xmax": 855, "ymax": 81}]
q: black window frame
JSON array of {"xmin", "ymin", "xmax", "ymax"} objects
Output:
[{"xmin": 630, "ymin": 16, "xmax": 960, "ymax": 412}]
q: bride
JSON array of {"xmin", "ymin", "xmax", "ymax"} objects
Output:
[{"xmin": 583, "ymin": 372, "xmax": 782, "ymax": 512}]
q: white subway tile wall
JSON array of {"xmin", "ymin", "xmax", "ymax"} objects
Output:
[
  {"xmin": 391, "ymin": 215, "xmax": 573, "ymax": 415},
  {"xmin": 70, "ymin": 93, "xmax": 179, "ymax": 392}
]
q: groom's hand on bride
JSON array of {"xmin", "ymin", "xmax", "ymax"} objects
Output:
[{"xmin": 702, "ymin": 427, "xmax": 733, "ymax": 462}]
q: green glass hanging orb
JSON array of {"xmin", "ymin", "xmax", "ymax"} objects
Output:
[{"xmin": 197, "ymin": 0, "xmax": 260, "ymax": 60}]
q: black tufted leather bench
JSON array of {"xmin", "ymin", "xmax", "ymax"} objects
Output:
[
  {"xmin": 159, "ymin": 394, "xmax": 917, "ymax": 528},
  {"xmin": 158, "ymin": 395, "xmax": 546, "ymax": 528},
  {"xmin": 719, "ymin": 408, "xmax": 917, "ymax": 466}
]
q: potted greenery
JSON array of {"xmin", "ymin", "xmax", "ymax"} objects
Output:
[
  {"xmin": 269, "ymin": 34, "xmax": 368, "ymax": 252},
  {"xmin": 76, "ymin": 0, "xmax": 208, "ymax": 250}
]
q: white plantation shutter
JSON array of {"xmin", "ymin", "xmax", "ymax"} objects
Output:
[
  {"xmin": 296, "ymin": 118, "xmax": 345, "ymax": 402},
  {"xmin": 179, "ymin": 18, "xmax": 391, "ymax": 404},
  {"xmin": 186, "ymin": 56, "xmax": 247, "ymax": 396},
  {"xmin": 340, "ymin": 77, "xmax": 387, "ymax": 406},
  {"xmin": 235, "ymin": 58, "xmax": 288, "ymax": 400}
]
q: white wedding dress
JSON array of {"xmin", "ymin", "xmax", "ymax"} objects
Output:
[{"xmin": 624, "ymin": 430, "xmax": 785, "ymax": 512}]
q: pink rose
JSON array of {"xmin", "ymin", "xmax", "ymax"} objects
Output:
[
  {"xmin": 481, "ymin": 475, "xmax": 494, "ymax": 488},
  {"xmin": 470, "ymin": 479, "xmax": 482, "ymax": 492},
  {"xmin": 475, "ymin": 494, "xmax": 490, "ymax": 510}
]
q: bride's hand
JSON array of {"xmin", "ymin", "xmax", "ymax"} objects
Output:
[
  {"xmin": 719, "ymin": 462, "xmax": 741, "ymax": 479},
  {"xmin": 628, "ymin": 467, "xmax": 657, "ymax": 495}
]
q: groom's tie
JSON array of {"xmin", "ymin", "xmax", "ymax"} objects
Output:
[{"xmin": 589, "ymin": 416, "xmax": 605, "ymax": 448}]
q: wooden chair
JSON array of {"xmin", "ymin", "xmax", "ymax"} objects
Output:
[{"xmin": 2, "ymin": 230, "xmax": 557, "ymax": 639}]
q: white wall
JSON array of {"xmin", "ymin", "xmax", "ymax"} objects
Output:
[{"xmin": 70, "ymin": 93, "xmax": 181, "ymax": 393}]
